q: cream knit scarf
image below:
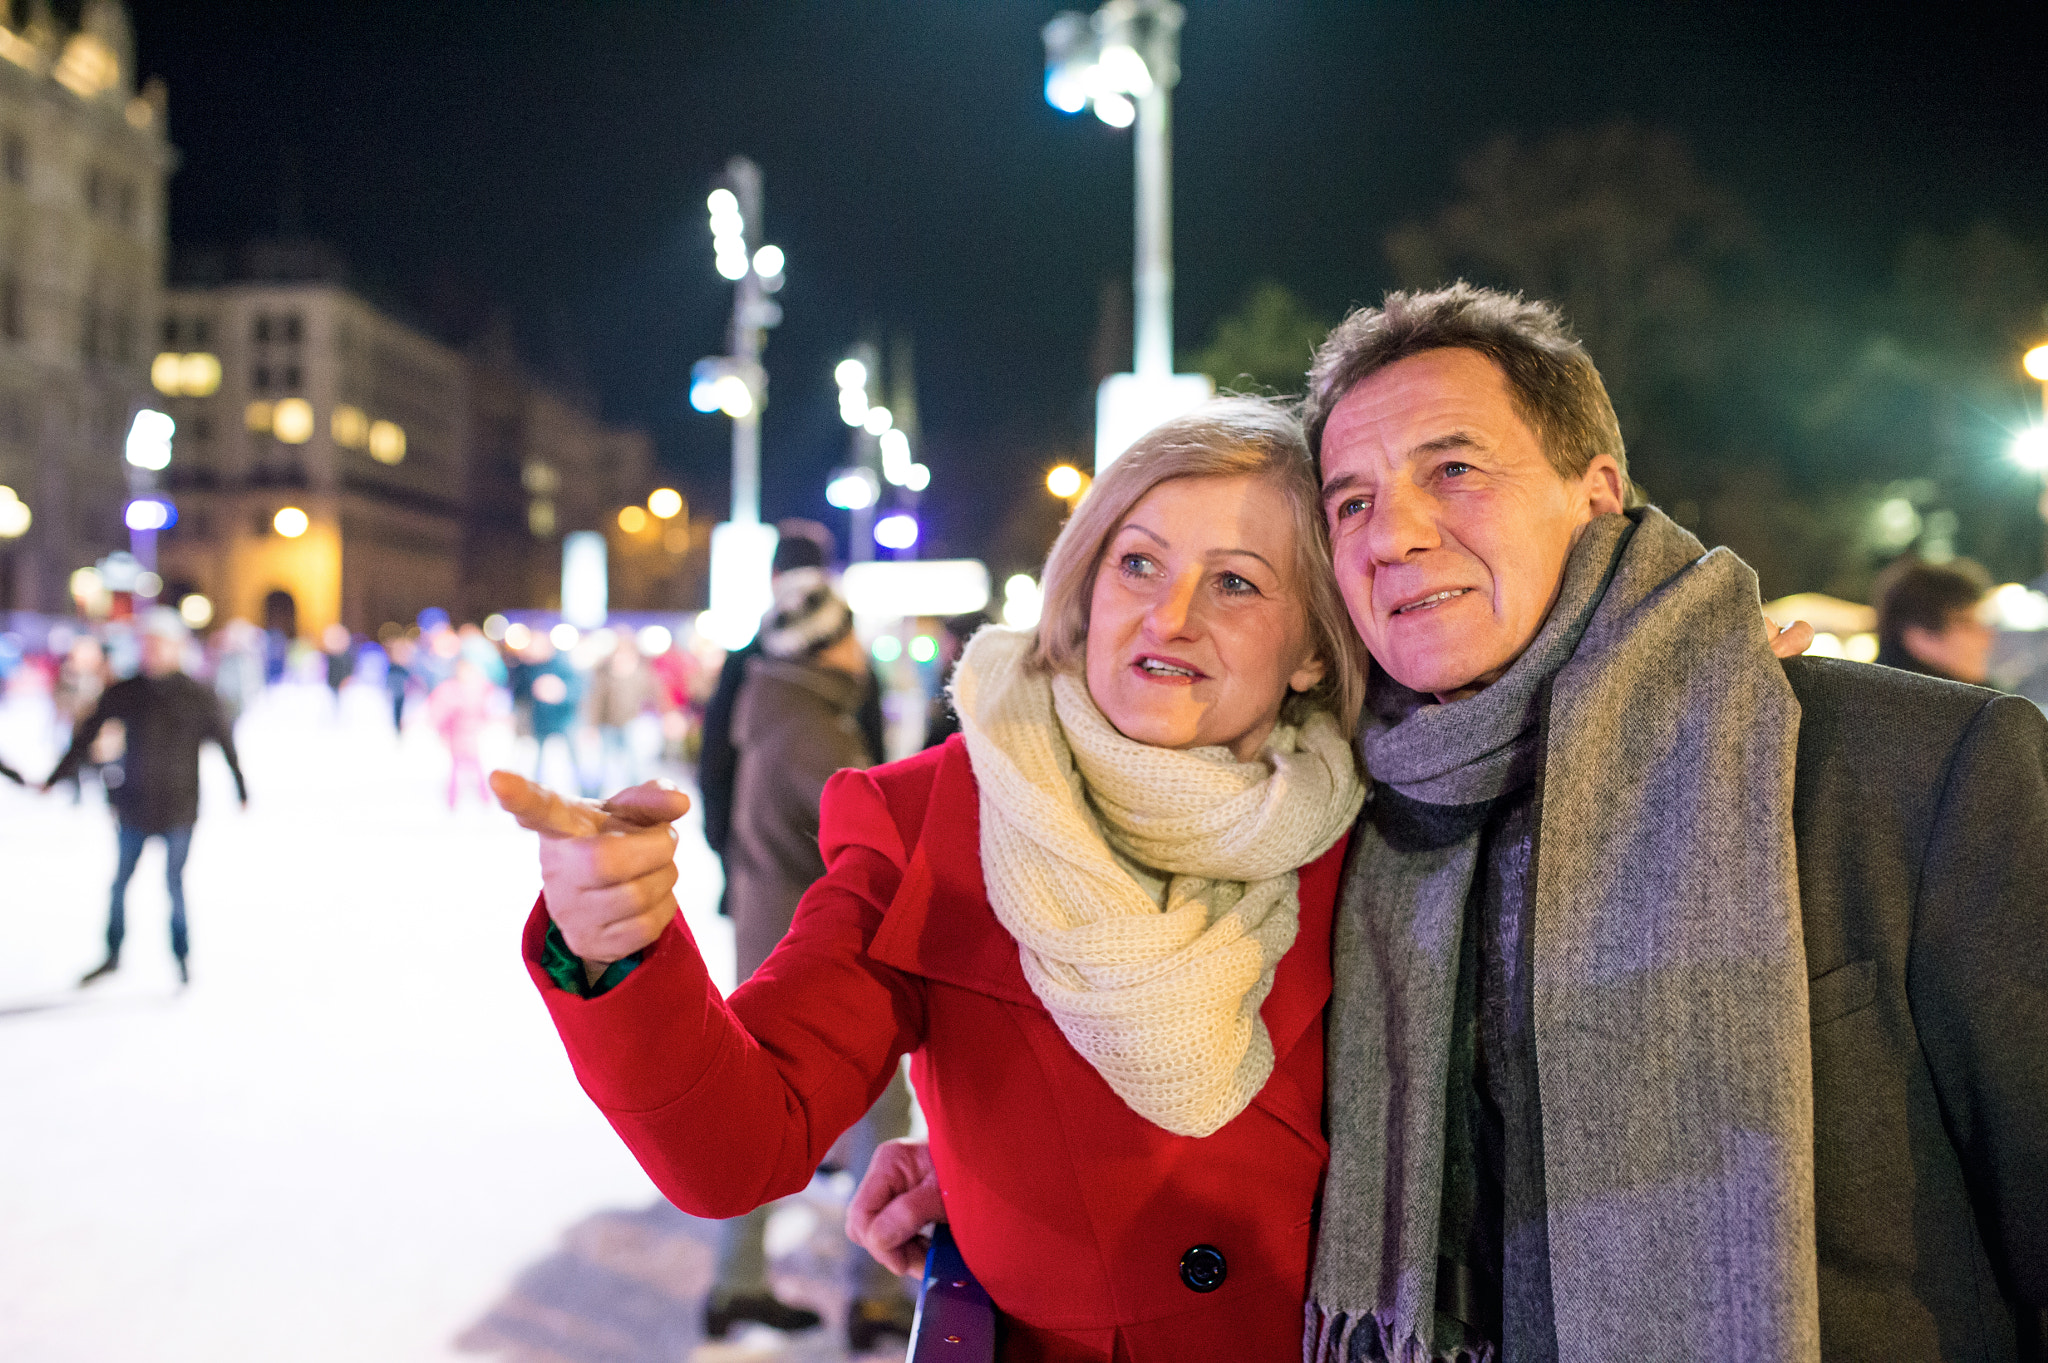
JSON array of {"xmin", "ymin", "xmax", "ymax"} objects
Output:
[{"xmin": 951, "ymin": 626, "xmax": 1364, "ymax": 1137}]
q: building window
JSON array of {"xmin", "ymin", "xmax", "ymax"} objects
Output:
[
  {"xmin": 253, "ymin": 315, "xmax": 270, "ymax": 344},
  {"xmin": 192, "ymin": 416, "xmax": 212, "ymax": 442},
  {"xmin": 281, "ymin": 365, "xmax": 301, "ymax": 391},
  {"xmin": 2, "ymin": 133, "xmax": 24, "ymax": 186},
  {"xmin": 161, "ymin": 315, "xmax": 178, "ymax": 347},
  {"xmin": 252, "ymin": 364, "xmax": 270, "ymax": 392},
  {"xmin": 193, "ymin": 317, "xmax": 209, "ymax": 347},
  {"xmin": 281, "ymin": 314, "xmax": 302, "ymax": 345},
  {"xmin": 1, "ymin": 275, "xmax": 21, "ymax": 342}
]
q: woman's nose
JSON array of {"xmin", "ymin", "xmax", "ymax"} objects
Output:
[{"xmin": 1144, "ymin": 574, "xmax": 1201, "ymax": 639}]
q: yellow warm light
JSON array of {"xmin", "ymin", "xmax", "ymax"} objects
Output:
[
  {"xmin": 273, "ymin": 506, "xmax": 310, "ymax": 538},
  {"xmin": 178, "ymin": 594, "xmax": 213, "ymax": 629},
  {"xmin": 0, "ymin": 28, "xmax": 37, "ymax": 71},
  {"xmin": 53, "ymin": 34, "xmax": 118, "ymax": 99},
  {"xmin": 125, "ymin": 97, "xmax": 153, "ymax": 129},
  {"xmin": 0, "ymin": 484, "xmax": 29, "ymax": 538},
  {"xmin": 367, "ymin": 419, "xmax": 406, "ymax": 465},
  {"xmin": 244, "ymin": 401, "xmax": 274, "ymax": 433},
  {"xmin": 272, "ymin": 398, "xmax": 314, "ymax": 444},
  {"xmin": 151, "ymin": 353, "xmax": 182, "ymax": 394},
  {"xmin": 1047, "ymin": 465, "xmax": 1084, "ymax": 498},
  {"xmin": 331, "ymin": 404, "xmax": 369, "ymax": 448},
  {"xmin": 2025, "ymin": 345, "xmax": 2048, "ymax": 383},
  {"xmin": 663, "ymin": 526, "xmax": 689, "ymax": 555},
  {"xmin": 617, "ymin": 505, "xmax": 649, "ymax": 534},
  {"xmin": 648, "ymin": 487, "xmax": 684, "ymax": 520},
  {"xmin": 179, "ymin": 352, "xmax": 221, "ymax": 396}
]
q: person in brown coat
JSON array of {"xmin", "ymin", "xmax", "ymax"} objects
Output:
[{"xmin": 713, "ymin": 567, "xmax": 909, "ymax": 1344}]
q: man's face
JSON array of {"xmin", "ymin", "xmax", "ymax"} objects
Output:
[
  {"xmin": 1320, "ymin": 348, "xmax": 1624, "ymax": 700},
  {"xmin": 139, "ymin": 632, "xmax": 184, "ymax": 678},
  {"xmin": 1905, "ymin": 607, "xmax": 1994, "ymax": 685}
]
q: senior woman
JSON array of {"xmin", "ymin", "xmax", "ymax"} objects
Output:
[{"xmin": 495, "ymin": 397, "xmax": 1367, "ymax": 1361}]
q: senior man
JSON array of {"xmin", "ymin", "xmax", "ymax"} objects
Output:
[{"xmin": 1302, "ymin": 284, "xmax": 2045, "ymax": 1363}]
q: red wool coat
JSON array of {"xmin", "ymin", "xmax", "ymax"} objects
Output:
[{"xmin": 525, "ymin": 735, "xmax": 1349, "ymax": 1363}]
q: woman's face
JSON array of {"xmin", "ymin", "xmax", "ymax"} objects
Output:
[{"xmin": 1085, "ymin": 474, "xmax": 1326, "ymax": 761}]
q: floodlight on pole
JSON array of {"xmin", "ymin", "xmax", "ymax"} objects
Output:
[{"xmin": 1043, "ymin": 1, "xmax": 1212, "ymax": 469}]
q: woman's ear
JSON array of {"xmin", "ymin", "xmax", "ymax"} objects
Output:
[{"xmin": 1288, "ymin": 651, "xmax": 1328, "ymax": 694}]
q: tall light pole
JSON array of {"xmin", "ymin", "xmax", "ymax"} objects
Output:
[
  {"xmin": 1045, "ymin": 1, "xmax": 1211, "ymax": 470},
  {"xmin": 692, "ymin": 156, "xmax": 787, "ymax": 647}
]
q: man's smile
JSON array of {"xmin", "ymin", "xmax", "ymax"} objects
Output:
[{"xmin": 1387, "ymin": 586, "xmax": 1477, "ymax": 617}]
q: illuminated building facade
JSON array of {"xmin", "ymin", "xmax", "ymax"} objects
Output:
[
  {"xmin": 0, "ymin": 0, "xmax": 172, "ymax": 611},
  {"xmin": 158, "ymin": 261, "xmax": 666, "ymax": 637}
]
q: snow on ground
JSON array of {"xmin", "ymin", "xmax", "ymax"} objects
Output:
[{"xmin": 0, "ymin": 680, "xmax": 898, "ymax": 1363}]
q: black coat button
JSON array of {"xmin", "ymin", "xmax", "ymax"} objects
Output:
[{"xmin": 1179, "ymin": 1243, "xmax": 1227, "ymax": 1292}]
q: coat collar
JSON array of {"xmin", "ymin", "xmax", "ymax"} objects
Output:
[{"xmin": 866, "ymin": 737, "xmax": 1342, "ymax": 1093}]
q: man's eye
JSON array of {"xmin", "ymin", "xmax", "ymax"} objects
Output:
[
  {"xmin": 1441, "ymin": 461, "xmax": 1474, "ymax": 478},
  {"xmin": 1335, "ymin": 497, "xmax": 1370, "ymax": 520}
]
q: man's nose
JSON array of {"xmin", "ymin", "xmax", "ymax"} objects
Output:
[{"xmin": 1363, "ymin": 483, "xmax": 1441, "ymax": 564}]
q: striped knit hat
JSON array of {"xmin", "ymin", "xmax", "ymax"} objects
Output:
[{"xmin": 757, "ymin": 567, "xmax": 854, "ymax": 660}]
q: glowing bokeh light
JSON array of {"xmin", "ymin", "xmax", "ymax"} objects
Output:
[
  {"xmin": 0, "ymin": 485, "xmax": 28, "ymax": 538},
  {"xmin": 637, "ymin": 624, "xmax": 673, "ymax": 656},
  {"xmin": 550, "ymin": 622, "xmax": 580, "ymax": 651},
  {"xmin": 648, "ymin": 487, "xmax": 684, "ymax": 520},
  {"xmin": 332, "ymin": 404, "xmax": 369, "ymax": 448},
  {"xmin": 125, "ymin": 498, "xmax": 173, "ymax": 531},
  {"xmin": 2024, "ymin": 345, "xmax": 2048, "ymax": 383},
  {"xmin": 1003, "ymin": 573, "xmax": 1043, "ymax": 630},
  {"xmin": 826, "ymin": 471, "xmax": 878, "ymax": 511},
  {"xmin": 752, "ymin": 245, "xmax": 785, "ymax": 278},
  {"xmin": 367, "ymin": 419, "xmax": 407, "ymax": 465},
  {"xmin": 871, "ymin": 635, "xmax": 903, "ymax": 663},
  {"xmin": 1046, "ymin": 465, "xmax": 1084, "ymax": 498},
  {"xmin": 909, "ymin": 634, "xmax": 938, "ymax": 663},
  {"xmin": 503, "ymin": 622, "xmax": 533, "ymax": 651},
  {"xmin": 835, "ymin": 359, "xmax": 867, "ymax": 390},
  {"xmin": 483, "ymin": 613, "xmax": 509, "ymax": 642},
  {"xmin": 273, "ymin": 506, "xmax": 310, "ymax": 538},
  {"xmin": 873, "ymin": 513, "xmax": 919, "ymax": 551},
  {"xmin": 1096, "ymin": 44, "xmax": 1154, "ymax": 96},
  {"xmin": 863, "ymin": 405, "xmax": 893, "ymax": 435},
  {"xmin": 617, "ymin": 505, "xmax": 649, "ymax": 534},
  {"xmin": 124, "ymin": 409, "xmax": 174, "ymax": 470},
  {"xmin": 272, "ymin": 398, "xmax": 315, "ymax": 444},
  {"xmin": 2012, "ymin": 426, "xmax": 2048, "ymax": 472},
  {"xmin": 178, "ymin": 593, "xmax": 213, "ymax": 629},
  {"xmin": 1093, "ymin": 90, "xmax": 1136, "ymax": 128},
  {"xmin": 904, "ymin": 464, "xmax": 931, "ymax": 492}
]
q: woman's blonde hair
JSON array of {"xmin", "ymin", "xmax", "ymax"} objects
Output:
[{"xmin": 1032, "ymin": 396, "xmax": 1364, "ymax": 737}]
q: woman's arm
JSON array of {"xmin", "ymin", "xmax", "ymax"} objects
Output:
[{"xmin": 502, "ymin": 770, "xmax": 927, "ymax": 1220}]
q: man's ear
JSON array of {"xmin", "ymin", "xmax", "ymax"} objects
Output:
[{"xmin": 1581, "ymin": 455, "xmax": 1626, "ymax": 518}]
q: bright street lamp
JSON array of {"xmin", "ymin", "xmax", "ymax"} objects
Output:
[
  {"xmin": 1045, "ymin": 1, "xmax": 1212, "ymax": 470},
  {"xmin": 1046, "ymin": 464, "xmax": 1087, "ymax": 499},
  {"xmin": 2023, "ymin": 344, "xmax": 2048, "ymax": 384},
  {"xmin": 2012, "ymin": 426, "xmax": 2048, "ymax": 472}
]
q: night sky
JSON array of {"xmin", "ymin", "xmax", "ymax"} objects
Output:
[{"xmin": 126, "ymin": 1, "xmax": 2048, "ymax": 571}]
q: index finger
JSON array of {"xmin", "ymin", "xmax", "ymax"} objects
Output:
[{"xmin": 489, "ymin": 770, "xmax": 606, "ymax": 837}]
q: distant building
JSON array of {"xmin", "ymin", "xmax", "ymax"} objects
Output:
[
  {"xmin": 157, "ymin": 255, "xmax": 676, "ymax": 637},
  {"xmin": 0, "ymin": 0, "xmax": 173, "ymax": 612}
]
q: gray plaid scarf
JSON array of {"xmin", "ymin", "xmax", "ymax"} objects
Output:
[{"xmin": 1309, "ymin": 508, "xmax": 1821, "ymax": 1363}]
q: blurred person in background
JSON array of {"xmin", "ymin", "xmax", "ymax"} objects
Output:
[
  {"xmin": 211, "ymin": 619, "xmax": 267, "ymax": 729},
  {"xmin": 512, "ymin": 633, "xmax": 585, "ymax": 794},
  {"xmin": 698, "ymin": 521, "xmax": 882, "ymax": 917},
  {"xmin": 585, "ymin": 632, "xmax": 652, "ymax": 796},
  {"xmin": 382, "ymin": 632, "xmax": 416, "ymax": 736},
  {"xmin": 43, "ymin": 608, "xmax": 247, "ymax": 987},
  {"xmin": 1873, "ymin": 556, "xmax": 1995, "ymax": 686},
  {"xmin": 322, "ymin": 623, "xmax": 355, "ymax": 718},
  {"xmin": 430, "ymin": 656, "xmax": 496, "ymax": 811},
  {"xmin": 52, "ymin": 634, "xmax": 110, "ymax": 803},
  {"xmin": 458, "ymin": 621, "xmax": 508, "ymax": 686}
]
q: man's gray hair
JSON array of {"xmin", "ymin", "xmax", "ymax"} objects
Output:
[{"xmin": 1302, "ymin": 282, "xmax": 1641, "ymax": 506}]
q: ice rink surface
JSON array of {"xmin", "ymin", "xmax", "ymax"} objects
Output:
[{"xmin": 0, "ymin": 682, "xmax": 898, "ymax": 1363}]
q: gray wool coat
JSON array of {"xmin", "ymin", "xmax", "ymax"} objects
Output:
[
  {"xmin": 726, "ymin": 656, "xmax": 876, "ymax": 982},
  {"xmin": 1783, "ymin": 656, "xmax": 2047, "ymax": 1361}
]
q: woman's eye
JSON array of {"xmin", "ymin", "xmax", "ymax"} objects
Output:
[
  {"xmin": 1118, "ymin": 553, "xmax": 1155, "ymax": 578},
  {"xmin": 1217, "ymin": 572, "xmax": 1258, "ymax": 596}
]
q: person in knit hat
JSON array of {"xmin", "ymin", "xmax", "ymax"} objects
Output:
[{"xmin": 695, "ymin": 520, "xmax": 884, "ymax": 912}]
